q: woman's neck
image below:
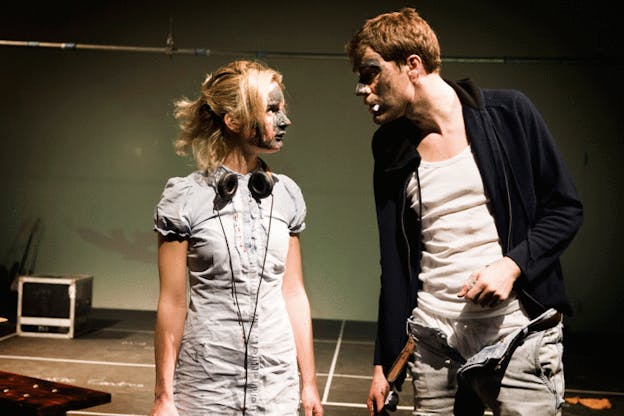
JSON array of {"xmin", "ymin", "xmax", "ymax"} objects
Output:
[{"xmin": 223, "ymin": 151, "xmax": 259, "ymax": 174}]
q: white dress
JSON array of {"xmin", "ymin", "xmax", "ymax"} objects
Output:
[{"xmin": 154, "ymin": 167, "xmax": 306, "ymax": 415}]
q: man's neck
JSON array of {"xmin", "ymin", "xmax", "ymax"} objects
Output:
[{"xmin": 410, "ymin": 76, "xmax": 469, "ymax": 162}]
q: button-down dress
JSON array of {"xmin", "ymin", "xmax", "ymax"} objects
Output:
[{"xmin": 154, "ymin": 167, "xmax": 306, "ymax": 415}]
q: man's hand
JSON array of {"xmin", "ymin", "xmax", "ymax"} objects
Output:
[
  {"xmin": 457, "ymin": 256, "xmax": 521, "ymax": 307},
  {"xmin": 367, "ymin": 365, "xmax": 390, "ymax": 415}
]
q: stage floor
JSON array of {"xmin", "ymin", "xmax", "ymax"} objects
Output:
[{"xmin": 0, "ymin": 309, "xmax": 621, "ymax": 415}]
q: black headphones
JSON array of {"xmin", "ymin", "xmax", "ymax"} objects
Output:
[{"xmin": 216, "ymin": 166, "xmax": 274, "ymax": 202}]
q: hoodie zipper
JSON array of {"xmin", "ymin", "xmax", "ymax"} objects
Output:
[{"xmin": 400, "ymin": 175, "xmax": 413, "ymax": 285}]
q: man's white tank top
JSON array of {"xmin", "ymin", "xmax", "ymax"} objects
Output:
[{"xmin": 406, "ymin": 145, "xmax": 521, "ymax": 319}]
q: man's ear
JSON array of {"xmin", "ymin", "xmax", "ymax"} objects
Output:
[
  {"xmin": 406, "ymin": 54, "xmax": 422, "ymax": 70},
  {"xmin": 223, "ymin": 113, "xmax": 239, "ymax": 133},
  {"xmin": 406, "ymin": 54, "xmax": 423, "ymax": 80}
]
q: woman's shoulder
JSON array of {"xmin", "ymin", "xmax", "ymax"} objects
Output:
[
  {"xmin": 273, "ymin": 173, "xmax": 303, "ymax": 198},
  {"xmin": 162, "ymin": 170, "xmax": 210, "ymax": 193},
  {"xmin": 158, "ymin": 170, "xmax": 215, "ymax": 207}
]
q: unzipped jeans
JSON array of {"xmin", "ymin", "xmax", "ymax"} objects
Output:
[{"xmin": 406, "ymin": 307, "xmax": 564, "ymax": 415}]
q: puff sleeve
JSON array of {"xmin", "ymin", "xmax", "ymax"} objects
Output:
[
  {"xmin": 153, "ymin": 177, "xmax": 194, "ymax": 240},
  {"xmin": 279, "ymin": 175, "xmax": 307, "ymax": 235}
]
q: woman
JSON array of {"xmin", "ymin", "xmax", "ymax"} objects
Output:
[{"xmin": 150, "ymin": 60, "xmax": 323, "ymax": 416}]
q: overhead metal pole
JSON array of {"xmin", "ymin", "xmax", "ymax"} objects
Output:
[{"xmin": 0, "ymin": 39, "xmax": 611, "ymax": 64}]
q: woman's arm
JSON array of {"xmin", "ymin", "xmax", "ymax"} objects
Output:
[
  {"xmin": 282, "ymin": 235, "xmax": 323, "ymax": 416},
  {"xmin": 149, "ymin": 234, "xmax": 188, "ymax": 416}
]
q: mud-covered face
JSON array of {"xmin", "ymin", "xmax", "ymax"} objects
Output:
[
  {"xmin": 355, "ymin": 47, "xmax": 412, "ymax": 125},
  {"xmin": 249, "ymin": 82, "xmax": 291, "ymax": 152}
]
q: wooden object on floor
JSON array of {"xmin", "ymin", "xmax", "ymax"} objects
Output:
[{"xmin": 0, "ymin": 370, "xmax": 111, "ymax": 416}]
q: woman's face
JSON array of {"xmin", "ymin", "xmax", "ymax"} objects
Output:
[{"xmin": 248, "ymin": 82, "xmax": 291, "ymax": 153}]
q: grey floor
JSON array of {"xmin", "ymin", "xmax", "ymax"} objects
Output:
[{"xmin": 0, "ymin": 309, "xmax": 622, "ymax": 415}]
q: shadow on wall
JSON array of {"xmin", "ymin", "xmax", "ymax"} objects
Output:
[
  {"xmin": 0, "ymin": 218, "xmax": 41, "ymax": 321},
  {"xmin": 72, "ymin": 227, "xmax": 154, "ymax": 264}
]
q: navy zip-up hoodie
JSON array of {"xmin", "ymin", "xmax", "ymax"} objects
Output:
[{"xmin": 371, "ymin": 78, "xmax": 583, "ymax": 387}]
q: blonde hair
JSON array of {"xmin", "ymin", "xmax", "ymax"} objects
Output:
[
  {"xmin": 173, "ymin": 60, "xmax": 284, "ymax": 172},
  {"xmin": 346, "ymin": 7, "xmax": 441, "ymax": 73}
]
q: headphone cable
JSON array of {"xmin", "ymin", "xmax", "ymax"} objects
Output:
[{"xmin": 216, "ymin": 194, "xmax": 274, "ymax": 415}]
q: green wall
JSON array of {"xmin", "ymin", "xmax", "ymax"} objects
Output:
[{"xmin": 1, "ymin": 1, "xmax": 622, "ymax": 333}]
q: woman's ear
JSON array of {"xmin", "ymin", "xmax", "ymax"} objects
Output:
[{"xmin": 223, "ymin": 113, "xmax": 240, "ymax": 133}]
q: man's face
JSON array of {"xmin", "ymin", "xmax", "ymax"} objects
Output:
[{"xmin": 354, "ymin": 47, "xmax": 412, "ymax": 125}]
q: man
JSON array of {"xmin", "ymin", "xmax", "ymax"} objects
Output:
[{"xmin": 346, "ymin": 8, "xmax": 583, "ymax": 416}]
